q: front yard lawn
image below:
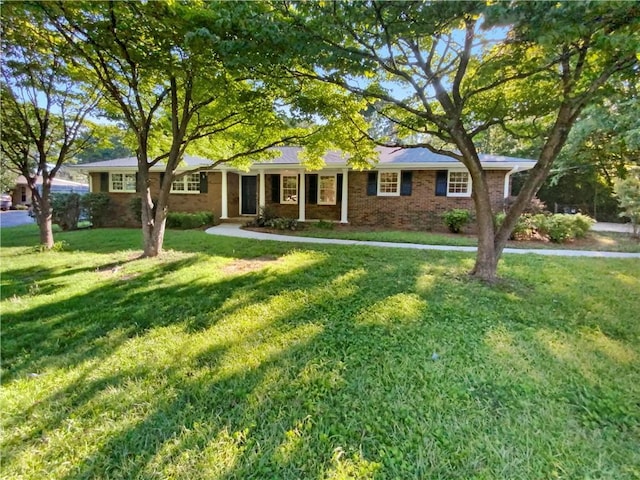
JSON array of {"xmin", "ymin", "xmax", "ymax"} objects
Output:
[{"xmin": 2, "ymin": 225, "xmax": 639, "ymax": 479}]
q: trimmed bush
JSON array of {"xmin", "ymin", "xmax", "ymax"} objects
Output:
[
  {"xmin": 51, "ymin": 193, "xmax": 81, "ymax": 231},
  {"xmin": 442, "ymin": 208, "xmax": 472, "ymax": 233},
  {"xmin": 80, "ymin": 193, "xmax": 110, "ymax": 228},
  {"xmin": 532, "ymin": 213, "xmax": 595, "ymax": 243},
  {"xmin": 495, "ymin": 212, "xmax": 536, "ymax": 240},
  {"xmin": 166, "ymin": 211, "xmax": 215, "ymax": 229},
  {"xmin": 266, "ymin": 217, "xmax": 298, "ymax": 230}
]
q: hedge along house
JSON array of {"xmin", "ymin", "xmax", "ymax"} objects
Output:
[{"xmin": 75, "ymin": 147, "xmax": 536, "ymax": 229}]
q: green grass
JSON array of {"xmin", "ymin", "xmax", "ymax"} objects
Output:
[
  {"xmin": 2, "ymin": 224, "xmax": 640, "ymax": 479},
  {"xmin": 291, "ymin": 225, "xmax": 640, "ymax": 252}
]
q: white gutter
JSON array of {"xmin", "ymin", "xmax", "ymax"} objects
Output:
[{"xmin": 503, "ymin": 166, "xmax": 519, "ymax": 198}]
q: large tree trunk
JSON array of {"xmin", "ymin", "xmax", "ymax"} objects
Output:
[
  {"xmin": 139, "ymin": 164, "xmax": 171, "ymax": 258},
  {"xmin": 469, "ymin": 176, "xmax": 499, "ymax": 282},
  {"xmin": 30, "ymin": 183, "xmax": 55, "ymax": 250}
]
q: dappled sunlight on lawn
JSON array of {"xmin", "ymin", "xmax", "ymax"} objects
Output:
[
  {"xmin": 484, "ymin": 325, "xmax": 545, "ymax": 383},
  {"xmin": 3, "ymin": 227, "xmax": 640, "ymax": 479},
  {"xmin": 355, "ymin": 293, "xmax": 427, "ymax": 327},
  {"xmin": 536, "ymin": 328, "xmax": 637, "ymax": 372}
]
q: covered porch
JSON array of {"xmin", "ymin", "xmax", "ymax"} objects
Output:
[{"xmin": 218, "ymin": 167, "xmax": 350, "ymax": 224}]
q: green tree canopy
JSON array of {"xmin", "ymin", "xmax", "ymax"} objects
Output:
[
  {"xmin": 266, "ymin": 0, "xmax": 639, "ymax": 281},
  {"xmin": 41, "ymin": 0, "xmax": 375, "ymax": 256}
]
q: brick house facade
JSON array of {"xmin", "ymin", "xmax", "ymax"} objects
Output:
[{"xmin": 78, "ymin": 148, "xmax": 534, "ymax": 230}]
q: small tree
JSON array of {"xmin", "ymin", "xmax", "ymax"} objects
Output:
[
  {"xmin": 614, "ymin": 168, "xmax": 640, "ymax": 238},
  {"xmin": 0, "ymin": 5, "xmax": 100, "ymax": 248}
]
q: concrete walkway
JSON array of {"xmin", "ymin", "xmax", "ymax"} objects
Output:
[
  {"xmin": 591, "ymin": 222, "xmax": 635, "ymax": 234},
  {"xmin": 205, "ymin": 224, "xmax": 640, "ymax": 259}
]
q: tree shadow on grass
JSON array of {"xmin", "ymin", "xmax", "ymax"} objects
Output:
[{"xmin": 4, "ymin": 235, "xmax": 638, "ymax": 478}]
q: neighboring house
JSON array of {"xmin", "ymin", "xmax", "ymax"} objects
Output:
[
  {"xmin": 74, "ymin": 147, "xmax": 536, "ymax": 229},
  {"xmin": 12, "ymin": 176, "xmax": 90, "ymax": 207}
]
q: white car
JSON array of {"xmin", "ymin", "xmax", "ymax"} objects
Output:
[{"xmin": 1, "ymin": 193, "xmax": 12, "ymax": 211}]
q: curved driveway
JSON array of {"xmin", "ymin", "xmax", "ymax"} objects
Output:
[{"xmin": 205, "ymin": 223, "xmax": 640, "ymax": 259}]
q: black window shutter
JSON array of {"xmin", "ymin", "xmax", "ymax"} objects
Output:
[
  {"xmin": 100, "ymin": 172, "xmax": 109, "ymax": 192},
  {"xmin": 435, "ymin": 170, "xmax": 448, "ymax": 196},
  {"xmin": 271, "ymin": 175, "xmax": 280, "ymax": 203},
  {"xmin": 367, "ymin": 172, "xmax": 377, "ymax": 196},
  {"xmin": 199, "ymin": 172, "xmax": 208, "ymax": 193},
  {"xmin": 337, "ymin": 173, "xmax": 343, "ymax": 202},
  {"xmin": 400, "ymin": 171, "xmax": 413, "ymax": 196},
  {"xmin": 160, "ymin": 173, "xmax": 165, "ymax": 188},
  {"xmin": 308, "ymin": 174, "xmax": 318, "ymax": 204},
  {"xmin": 135, "ymin": 172, "xmax": 140, "ymax": 192}
]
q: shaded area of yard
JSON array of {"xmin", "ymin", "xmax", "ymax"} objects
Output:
[{"xmin": 1, "ymin": 225, "xmax": 639, "ymax": 479}]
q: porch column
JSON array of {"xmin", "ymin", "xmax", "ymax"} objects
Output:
[
  {"xmin": 298, "ymin": 171, "xmax": 306, "ymax": 222},
  {"xmin": 220, "ymin": 169, "xmax": 228, "ymax": 219},
  {"xmin": 259, "ymin": 169, "xmax": 266, "ymax": 213},
  {"xmin": 340, "ymin": 168, "xmax": 349, "ymax": 223}
]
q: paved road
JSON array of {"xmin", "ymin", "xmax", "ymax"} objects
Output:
[
  {"xmin": 0, "ymin": 210, "xmax": 34, "ymax": 228},
  {"xmin": 205, "ymin": 223, "xmax": 640, "ymax": 259}
]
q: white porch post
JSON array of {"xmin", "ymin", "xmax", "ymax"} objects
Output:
[
  {"xmin": 340, "ymin": 168, "xmax": 349, "ymax": 224},
  {"xmin": 259, "ymin": 169, "xmax": 266, "ymax": 213},
  {"xmin": 298, "ymin": 171, "xmax": 306, "ymax": 222},
  {"xmin": 220, "ymin": 169, "xmax": 228, "ymax": 219}
]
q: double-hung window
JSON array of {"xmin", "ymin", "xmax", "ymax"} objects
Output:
[
  {"xmin": 110, "ymin": 173, "xmax": 136, "ymax": 192},
  {"xmin": 281, "ymin": 175, "xmax": 298, "ymax": 204},
  {"xmin": 447, "ymin": 170, "xmax": 472, "ymax": 197},
  {"xmin": 377, "ymin": 171, "xmax": 400, "ymax": 196},
  {"xmin": 172, "ymin": 173, "xmax": 200, "ymax": 193},
  {"xmin": 318, "ymin": 174, "xmax": 337, "ymax": 205}
]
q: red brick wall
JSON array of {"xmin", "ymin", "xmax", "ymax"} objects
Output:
[
  {"xmin": 264, "ymin": 173, "xmax": 341, "ymax": 221},
  {"xmin": 347, "ymin": 170, "xmax": 507, "ymax": 230},
  {"xmin": 90, "ymin": 172, "xmax": 222, "ymax": 227},
  {"xmin": 92, "ymin": 169, "xmax": 508, "ymax": 230}
]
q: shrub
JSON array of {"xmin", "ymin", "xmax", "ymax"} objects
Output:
[
  {"xmin": 51, "ymin": 193, "xmax": 81, "ymax": 231},
  {"xmin": 442, "ymin": 209, "xmax": 472, "ymax": 234},
  {"xmin": 532, "ymin": 213, "xmax": 595, "ymax": 243},
  {"xmin": 80, "ymin": 193, "xmax": 110, "ymax": 228},
  {"xmin": 166, "ymin": 211, "xmax": 215, "ymax": 229},
  {"xmin": 267, "ymin": 217, "xmax": 298, "ymax": 231},
  {"xmin": 495, "ymin": 212, "xmax": 535, "ymax": 240},
  {"xmin": 250, "ymin": 206, "xmax": 279, "ymax": 227},
  {"xmin": 572, "ymin": 213, "xmax": 595, "ymax": 238}
]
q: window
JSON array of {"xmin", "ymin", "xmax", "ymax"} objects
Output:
[
  {"xmin": 281, "ymin": 174, "xmax": 298, "ymax": 204},
  {"xmin": 172, "ymin": 173, "xmax": 200, "ymax": 193},
  {"xmin": 110, "ymin": 173, "xmax": 136, "ymax": 192},
  {"xmin": 318, "ymin": 174, "xmax": 337, "ymax": 205},
  {"xmin": 377, "ymin": 171, "xmax": 400, "ymax": 196},
  {"xmin": 447, "ymin": 170, "xmax": 472, "ymax": 197}
]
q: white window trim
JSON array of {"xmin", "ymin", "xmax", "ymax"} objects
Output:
[
  {"xmin": 318, "ymin": 174, "xmax": 337, "ymax": 205},
  {"xmin": 109, "ymin": 172, "xmax": 136, "ymax": 193},
  {"xmin": 447, "ymin": 169, "xmax": 472, "ymax": 197},
  {"xmin": 280, "ymin": 174, "xmax": 298, "ymax": 204},
  {"xmin": 377, "ymin": 170, "xmax": 401, "ymax": 196},
  {"xmin": 171, "ymin": 173, "xmax": 201, "ymax": 194}
]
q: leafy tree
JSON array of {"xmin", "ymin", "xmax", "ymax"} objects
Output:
[
  {"xmin": 273, "ymin": 1, "xmax": 639, "ymax": 281},
  {"xmin": 614, "ymin": 168, "xmax": 640, "ymax": 238},
  {"xmin": 41, "ymin": 1, "xmax": 374, "ymax": 257},
  {"xmin": 75, "ymin": 124, "xmax": 134, "ymax": 163},
  {"xmin": 0, "ymin": 5, "xmax": 100, "ymax": 248}
]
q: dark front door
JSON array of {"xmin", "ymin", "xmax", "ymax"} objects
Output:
[{"xmin": 241, "ymin": 176, "xmax": 257, "ymax": 215}]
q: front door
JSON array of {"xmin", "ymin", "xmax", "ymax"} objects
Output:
[{"xmin": 241, "ymin": 176, "xmax": 257, "ymax": 215}]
